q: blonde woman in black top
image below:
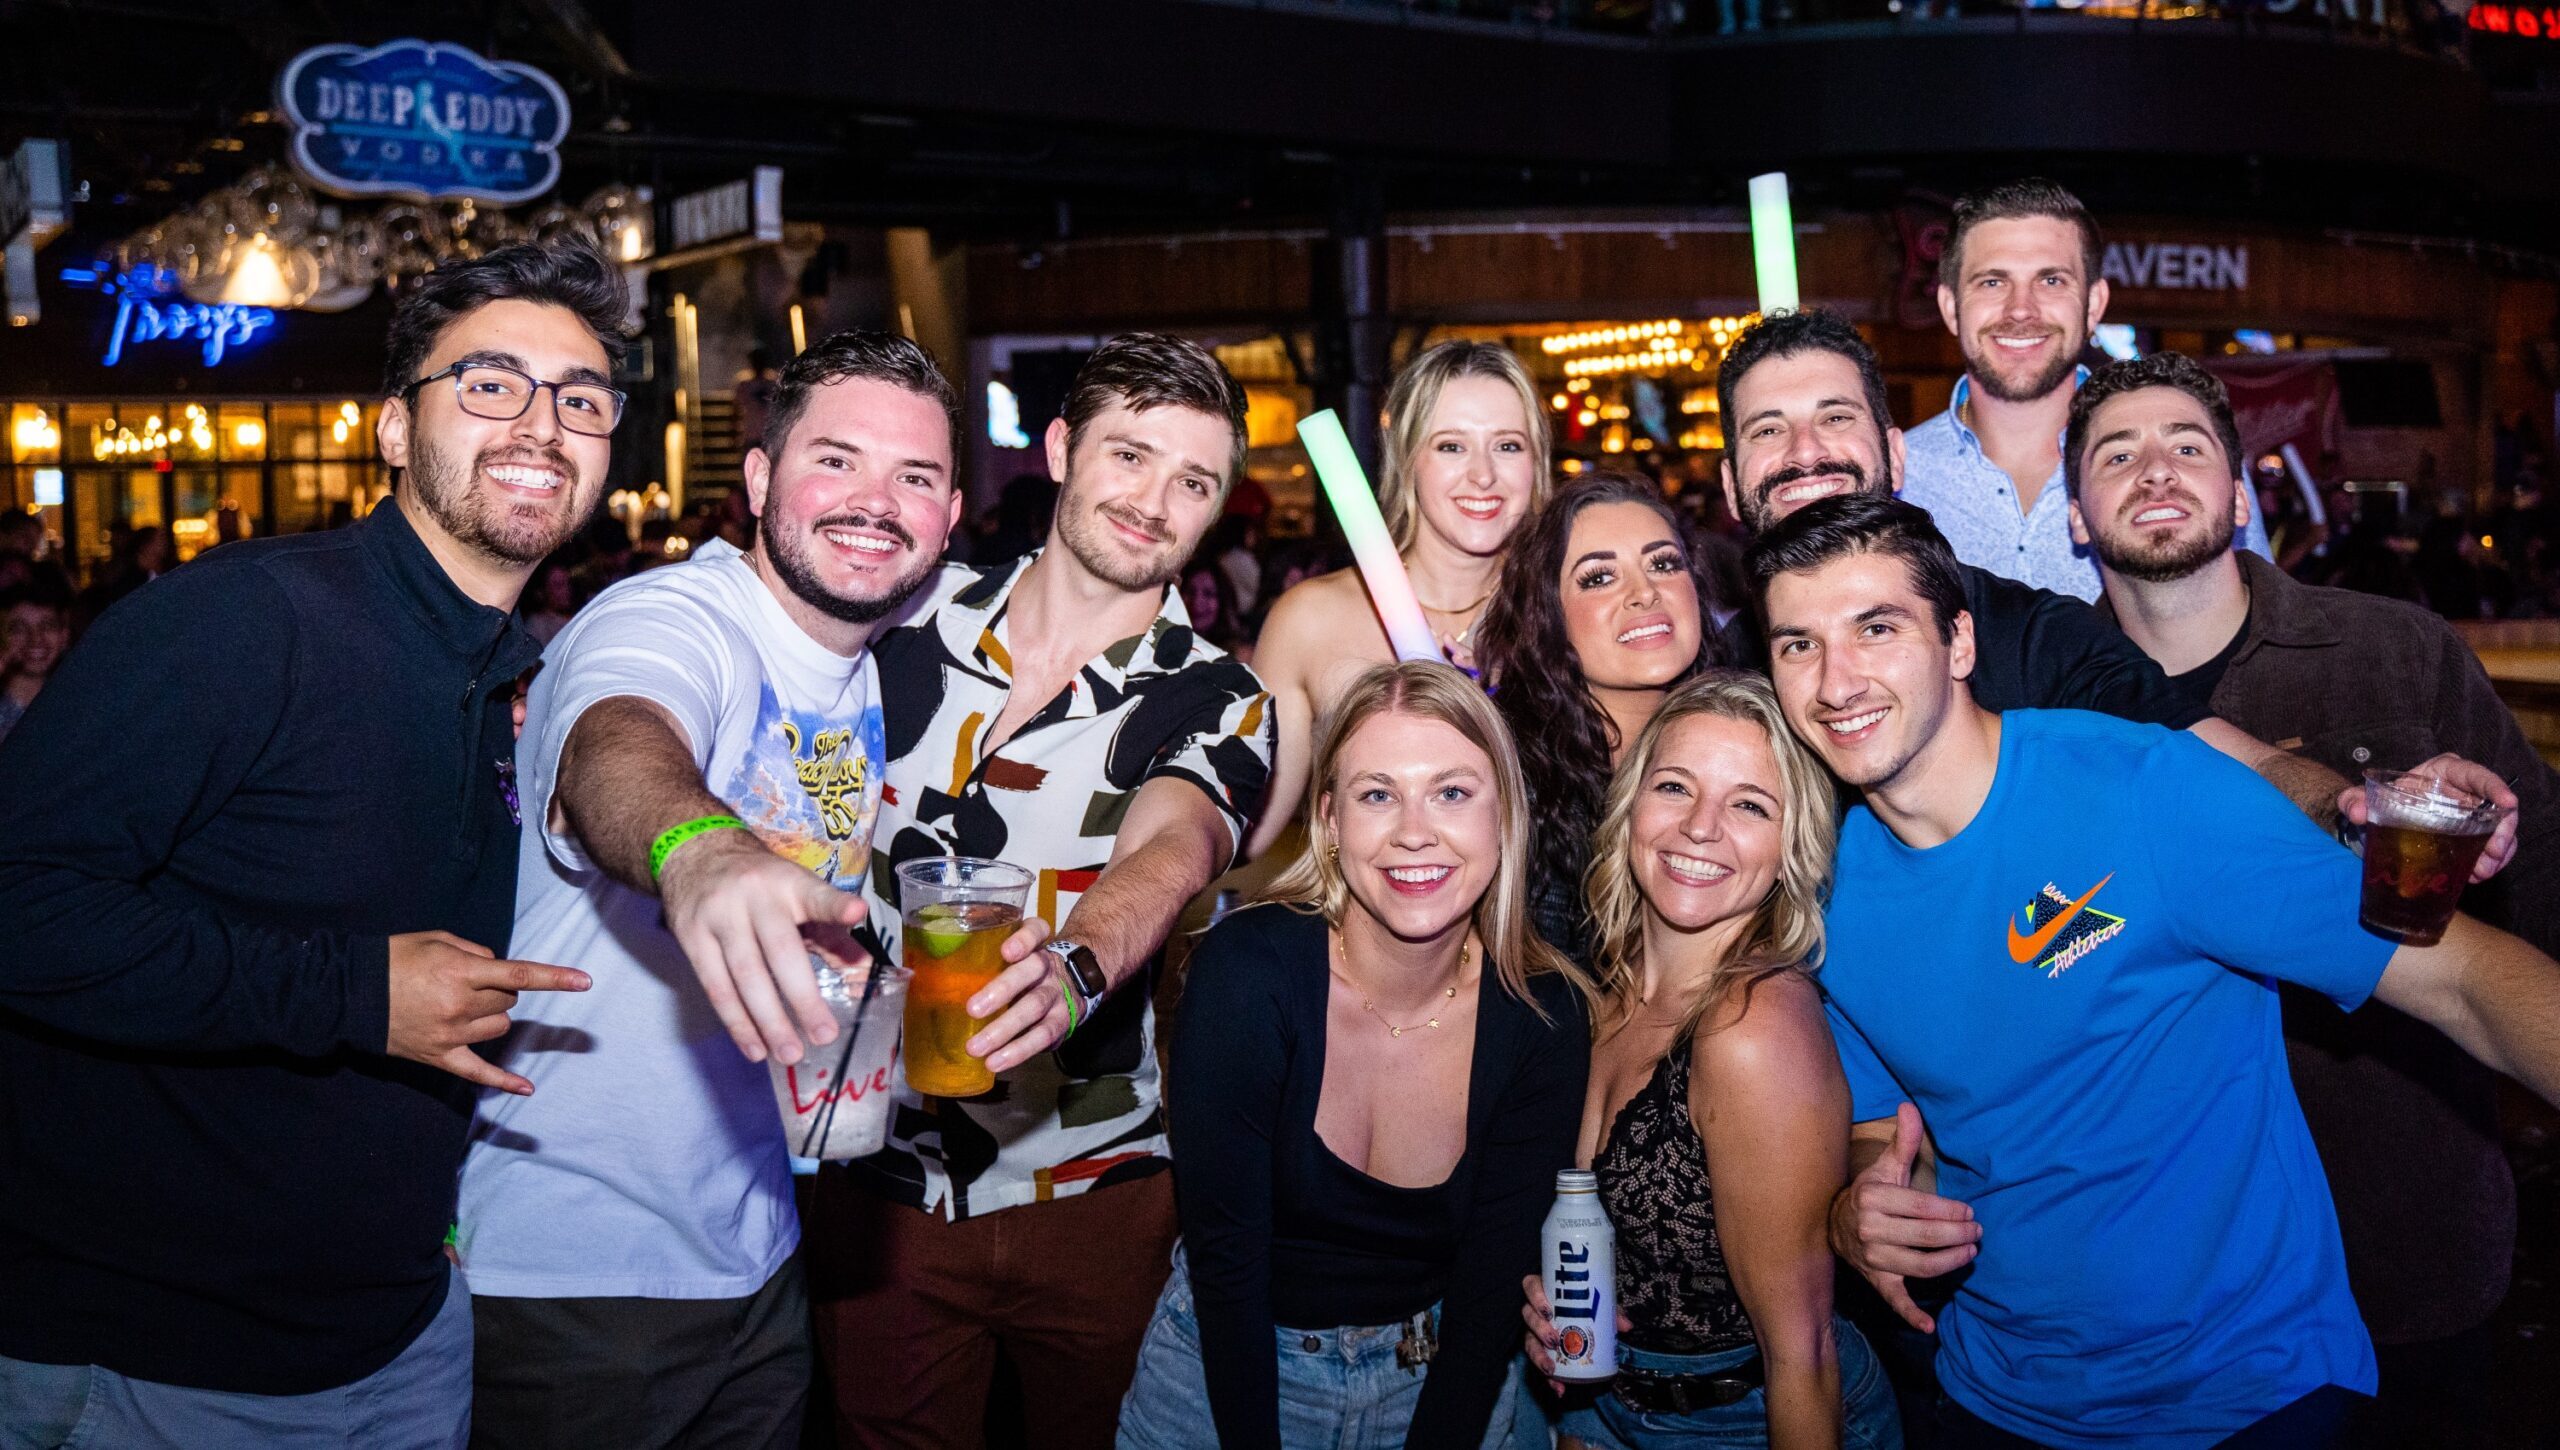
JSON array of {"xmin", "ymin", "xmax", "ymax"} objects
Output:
[
  {"xmin": 1522, "ymin": 671, "xmax": 1902, "ymax": 1450},
  {"xmin": 1123, "ymin": 660, "xmax": 1591, "ymax": 1450}
]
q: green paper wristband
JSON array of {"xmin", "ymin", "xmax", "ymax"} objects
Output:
[{"xmin": 650, "ymin": 814, "xmax": 748, "ymax": 883}]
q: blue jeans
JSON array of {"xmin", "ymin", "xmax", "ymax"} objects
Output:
[
  {"xmin": 0, "ymin": 1262, "xmax": 472, "ymax": 1450},
  {"xmin": 1554, "ymin": 1316, "xmax": 1903, "ymax": 1450},
  {"xmin": 1118, "ymin": 1246, "xmax": 1536, "ymax": 1450}
]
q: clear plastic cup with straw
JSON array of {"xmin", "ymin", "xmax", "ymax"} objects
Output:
[{"xmin": 769, "ymin": 959, "xmax": 910, "ymax": 1161}]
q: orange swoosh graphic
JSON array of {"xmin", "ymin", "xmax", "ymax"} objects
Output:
[{"xmin": 2006, "ymin": 872, "xmax": 2116, "ymax": 964}]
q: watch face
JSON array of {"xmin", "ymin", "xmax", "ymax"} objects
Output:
[{"xmin": 1056, "ymin": 942, "xmax": 1107, "ymax": 996}]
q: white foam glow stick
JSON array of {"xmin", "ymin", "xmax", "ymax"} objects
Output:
[{"xmin": 1297, "ymin": 409, "xmax": 1441, "ymax": 663}]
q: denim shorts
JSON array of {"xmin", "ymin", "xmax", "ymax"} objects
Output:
[
  {"xmin": 1553, "ymin": 1315, "xmax": 1904, "ymax": 1450},
  {"xmin": 1117, "ymin": 1245, "xmax": 1537, "ymax": 1450}
]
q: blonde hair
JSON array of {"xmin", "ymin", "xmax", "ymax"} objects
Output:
[
  {"xmin": 1377, "ymin": 341, "xmax": 1552, "ymax": 552},
  {"xmin": 1584, "ymin": 670, "xmax": 1838, "ymax": 1040},
  {"xmin": 1262, "ymin": 660, "xmax": 1583, "ymax": 1018}
]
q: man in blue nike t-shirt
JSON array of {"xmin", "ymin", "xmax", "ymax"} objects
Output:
[{"xmin": 1745, "ymin": 493, "xmax": 2560, "ymax": 1450}]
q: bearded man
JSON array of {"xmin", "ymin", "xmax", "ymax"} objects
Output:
[
  {"xmin": 1901, "ymin": 179, "xmax": 2271, "ymax": 601},
  {"xmin": 0, "ymin": 243, "xmax": 622, "ymax": 1449},
  {"xmin": 804, "ymin": 332, "xmax": 1276, "ymax": 1450}
]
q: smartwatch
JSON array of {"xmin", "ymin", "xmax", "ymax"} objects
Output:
[{"xmin": 1044, "ymin": 939, "xmax": 1108, "ymax": 1025}]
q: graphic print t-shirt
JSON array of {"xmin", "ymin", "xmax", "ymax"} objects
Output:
[
  {"xmin": 1819, "ymin": 710, "xmax": 2391, "ymax": 1449},
  {"xmin": 458, "ymin": 540, "xmax": 886, "ymax": 1299}
]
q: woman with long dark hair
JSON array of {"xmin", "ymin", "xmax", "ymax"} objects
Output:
[{"xmin": 1473, "ymin": 471, "xmax": 1731, "ymax": 966}]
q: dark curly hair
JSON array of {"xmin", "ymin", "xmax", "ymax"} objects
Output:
[
  {"xmin": 1714, "ymin": 308, "xmax": 1894, "ymax": 480},
  {"xmin": 1475, "ymin": 470, "xmax": 1730, "ymax": 933},
  {"xmin": 2063, "ymin": 351, "xmax": 2242, "ymax": 501},
  {"xmin": 381, "ymin": 241, "xmax": 628, "ymax": 400},
  {"xmin": 765, "ymin": 328, "xmax": 962, "ymax": 465},
  {"xmin": 1744, "ymin": 493, "xmax": 1968, "ymax": 644}
]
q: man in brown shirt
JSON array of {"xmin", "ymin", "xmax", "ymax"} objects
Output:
[{"xmin": 2071, "ymin": 351, "xmax": 2556, "ymax": 1448}]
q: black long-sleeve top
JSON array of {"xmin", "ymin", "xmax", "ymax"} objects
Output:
[
  {"xmin": 0, "ymin": 499, "xmax": 538, "ymax": 1394},
  {"xmin": 1956, "ymin": 563, "xmax": 2205, "ymax": 726},
  {"xmin": 1168, "ymin": 904, "xmax": 1590, "ymax": 1449},
  {"xmin": 1721, "ymin": 563, "xmax": 2201, "ymax": 727}
]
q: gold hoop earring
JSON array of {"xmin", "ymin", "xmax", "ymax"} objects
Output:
[{"xmin": 1327, "ymin": 841, "xmax": 1340, "ymax": 868}]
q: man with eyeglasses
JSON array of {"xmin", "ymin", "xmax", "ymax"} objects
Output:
[{"xmin": 0, "ymin": 242, "xmax": 624, "ymax": 1449}]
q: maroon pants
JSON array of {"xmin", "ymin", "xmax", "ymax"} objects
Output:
[{"xmin": 805, "ymin": 1170, "xmax": 1179, "ymax": 1450}]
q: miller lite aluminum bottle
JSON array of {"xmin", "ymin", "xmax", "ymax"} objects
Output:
[{"xmin": 1541, "ymin": 1169, "xmax": 1617, "ymax": 1381}]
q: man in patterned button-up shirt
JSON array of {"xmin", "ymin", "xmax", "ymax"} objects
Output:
[
  {"xmin": 1902, "ymin": 179, "xmax": 2267, "ymax": 601},
  {"xmin": 806, "ymin": 334, "xmax": 1274, "ymax": 1450}
]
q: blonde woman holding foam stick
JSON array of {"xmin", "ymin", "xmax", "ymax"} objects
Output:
[{"xmin": 1248, "ymin": 341, "xmax": 1552, "ymax": 859}]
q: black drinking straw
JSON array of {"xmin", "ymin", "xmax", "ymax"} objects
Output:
[{"xmin": 796, "ymin": 959, "xmax": 885, "ymax": 1159}]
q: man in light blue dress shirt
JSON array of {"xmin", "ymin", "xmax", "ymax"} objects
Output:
[{"xmin": 1902, "ymin": 179, "xmax": 2268, "ymax": 601}]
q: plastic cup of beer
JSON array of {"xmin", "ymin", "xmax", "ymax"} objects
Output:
[
  {"xmin": 2358, "ymin": 768, "xmax": 2508, "ymax": 946},
  {"xmin": 895, "ymin": 856, "xmax": 1034, "ymax": 1098},
  {"xmin": 770, "ymin": 960, "xmax": 910, "ymax": 1161}
]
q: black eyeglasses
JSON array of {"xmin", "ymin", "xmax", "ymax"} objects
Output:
[{"xmin": 403, "ymin": 361, "xmax": 627, "ymax": 437}]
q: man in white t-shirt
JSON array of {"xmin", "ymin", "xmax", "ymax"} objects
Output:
[{"xmin": 457, "ymin": 331, "xmax": 968, "ymax": 1448}]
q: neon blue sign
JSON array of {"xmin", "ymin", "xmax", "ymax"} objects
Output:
[
  {"xmin": 59, "ymin": 266, "xmax": 278, "ymax": 368},
  {"xmin": 278, "ymin": 40, "xmax": 570, "ymax": 205}
]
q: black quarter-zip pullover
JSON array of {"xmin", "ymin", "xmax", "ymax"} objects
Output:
[{"xmin": 0, "ymin": 498, "xmax": 539, "ymax": 1393}]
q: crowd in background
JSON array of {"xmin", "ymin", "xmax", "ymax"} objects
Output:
[
  {"xmin": 17, "ymin": 414, "xmax": 2557, "ymax": 745},
  {"xmin": 9, "ymin": 178, "xmax": 2560, "ymax": 1450}
]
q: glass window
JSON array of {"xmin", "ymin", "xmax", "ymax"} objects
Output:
[
  {"xmin": 119, "ymin": 469, "xmax": 167, "ymax": 530},
  {"xmin": 270, "ymin": 402, "xmax": 323, "ymax": 464},
  {"xmin": 276, "ymin": 461, "xmax": 323, "ymax": 534},
  {"xmin": 65, "ymin": 404, "xmax": 118, "ymax": 466},
  {"xmin": 218, "ymin": 464, "xmax": 265, "ymax": 548},
  {"xmin": 71, "ymin": 468, "xmax": 165, "ymax": 572},
  {"xmin": 171, "ymin": 403, "xmax": 219, "ymax": 465},
  {"xmin": 318, "ymin": 461, "xmax": 363, "ymax": 517},
  {"xmin": 18, "ymin": 397, "xmax": 386, "ymax": 556},
  {"xmin": 219, "ymin": 403, "xmax": 269, "ymax": 462},
  {"xmin": 321, "ymin": 400, "xmax": 368, "ymax": 460},
  {"xmin": 170, "ymin": 466, "xmax": 223, "ymax": 562}
]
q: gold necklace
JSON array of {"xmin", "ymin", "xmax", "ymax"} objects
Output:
[
  {"xmin": 1409, "ymin": 557, "xmax": 1496, "ymax": 648},
  {"xmin": 1417, "ymin": 587, "xmax": 1495, "ymax": 620},
  {"xmin": 1421, "ymin": 595, "xmax": 1493, "ymax": 655},
  {"xmin": 1338, "ymin": 945, "xmax": 1469, "ymax": 1039}
]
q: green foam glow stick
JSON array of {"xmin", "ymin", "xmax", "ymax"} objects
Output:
[{"xmin": 1749, "ymin": 171, "xmax": 1800, "ymax": 315}]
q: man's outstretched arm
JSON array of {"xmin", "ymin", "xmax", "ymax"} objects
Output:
[
  {"xmin": 554, "ymin": 696, "xmax": 866, "ymax": 1066},
  {"xmin": 2373, "ymin": 912, "xmax": 2560, "ymax": 1106}
]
